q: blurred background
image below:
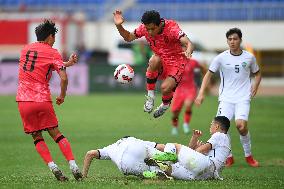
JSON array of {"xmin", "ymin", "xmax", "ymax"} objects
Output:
[{"xmin": 0, "ymin": 0, "xmax": 284, "ymax": 95}]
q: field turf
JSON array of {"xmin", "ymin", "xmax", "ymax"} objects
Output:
[{"xmin": 0, "ymin": 94, "xmax": 283, "ymax": 188}]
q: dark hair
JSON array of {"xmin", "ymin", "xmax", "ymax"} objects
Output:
[
  {"xmin": 141, "ymin": 10, "xmax": 161, "ymax": 26},
  {"xmin": 35, "ymin": 20, "xmax": 58, "ymax": 41},
  {"xmin": 214, "ymin": 116, "xmax": 230, "ymax": 133},
  {"xmin": 226, "ymin": 28, "xmax": 242, "ymax": 39}
]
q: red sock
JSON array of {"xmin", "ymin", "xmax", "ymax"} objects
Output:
[
  {"xmin": 54, "ymin": 134, "xmax": 74, "ymax": 161},
  {"xmin": 34, "ymin": 139, "xmax": 53, "ymax": 164},
  {"xmin": 172, "ymin": 118, "xmax": 178, "ymax": 127},
  {"xmin": 162, "ymin": 92, "xmax": 173, "ymax": 105},
  {"xmin": 146, "ymin": 71, "xmax": 158, "ymax": 90},
  {"xmin": 184, "ymin": 110, "xmax": 192, "ymax": 124}
]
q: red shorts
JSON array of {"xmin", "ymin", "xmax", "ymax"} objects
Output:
[
  {"xmin": 171, "ymin": 87, "xmax": 197, "ymax": 112},
  {"xmin": 158, "ymin": 59, "xmax": 187, "ymax": 84},
  {"xmin": 17, "ymin": 101, "xmax": 58, "ymax": 134}
]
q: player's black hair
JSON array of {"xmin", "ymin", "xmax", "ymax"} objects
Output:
[
  {"xmin": 35, "ymin": 20, "xmax": 58, "ymax": 41},
  {"xmin": 226, "ymin": 28, "xmax": 242, "ymax": 39},
  {"xmin": 141, "ymin": 10, "xmax": 161, "ymax": 26},
  {"xmin": 214, "ymin": 116, "xmax": 230, "ymax": 133}
]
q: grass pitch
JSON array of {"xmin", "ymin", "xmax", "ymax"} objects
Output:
[{"xmin": 0, "ymin": 94, "xmax": 283, "ymax": 189}]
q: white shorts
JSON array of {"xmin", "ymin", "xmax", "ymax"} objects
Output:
[
  {"xmin": 170, "ymin": 162, "xmax": 195, "ymax": 180},
  {"xmin": 216, "ymin": 101, "xmax": 250, "ymax": 121},
  {"xmin": 98, "ymin": 137, "xmax": 158, "ymax": 175},
  {"xmin": 177, "ymin": 145, "xmax": 211, "ymax": 178}
]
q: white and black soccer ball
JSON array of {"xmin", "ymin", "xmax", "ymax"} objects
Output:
[{"xmin": 113, "ymin": 64, "xmax": 135, "ymax": 84}]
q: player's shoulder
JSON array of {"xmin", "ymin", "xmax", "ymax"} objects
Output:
[
  {"xmin": 218, "ymin": 50, "xmax": 230, "ymax": 57},
  {"xmin": 242, "ymin": 50, "xmax": 255, "ymax": 59}
]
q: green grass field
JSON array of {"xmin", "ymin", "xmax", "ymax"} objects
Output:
[{"xmin": 0, "ymin": 94, "xmax": 283, "ymax": 189}]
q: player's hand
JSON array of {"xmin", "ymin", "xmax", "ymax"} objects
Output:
[
  {"xmin": 193, "ymin": 129, "xmax": 202, "ymax": 137},
  {"xmin": 195, "ymin": 93, "xmax": 204, "ymax": 106},
  {"xmin": 56, "ymin": 96, "xmax": 65, "ymax": 105},
  {"xmin": 65, "ymin": 53, "xmax": 78, "ymax": 67},
  {"xmin": 113, "ymin": 10, "xmax": 124, "ymax": 26},
  {"xmin": 196, "ymin": 140, "xmax": 204, "ymax": 148}
]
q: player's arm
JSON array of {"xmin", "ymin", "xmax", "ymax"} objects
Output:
[
  {"xmin": 56, "ymin": 69, "xmax": 68, "ymax": 105},
  {"xmin": 199, "ymin": 62, "xmax": 208, "ymax": 76},
  {"xmin": 113, "ymin": 10, "xmax": 137, "ymax": 42},
  {"xmin": 64, "ymin": 53, "xmax": 78, "ymax": 67},
  {"xmin": 188, "ymin": 130, "xmax": 202, "ymax": 149},
  {"xmin": 195, "ymin": 71, "xmax": 213, "ymax": 106},
  {"xmin": 82, "ymin": 150, "xmax": 100, "ymax": 178},
  {"xmin": 180, "ymin": 35, "xmax": 194, "ymax": 59},
  {"xmin": 251, "ymin": 71, "xmax": 262, "ymax": 98},
  {"xmin": 195, "ymin": 143, "xmax": 212, "ymax": 154}
]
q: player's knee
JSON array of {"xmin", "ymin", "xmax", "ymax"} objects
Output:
[
  {"xmin": 236, "ymin": 123, "xmax": 247, "ymax": 133},
  {"xmin": 160, "ymin": 83, "xmax": 172, "ymax": 94}
]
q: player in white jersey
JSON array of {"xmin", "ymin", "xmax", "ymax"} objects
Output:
[
  {"xmin": 195, "ymin": 28, "xmax": 262, "ymax": 167},
  {"xmin": 82, "ymin": 136, "xmax": 171, "ymax": 178},
  {"xmin": 144, "ymin": 116, "xmax": 231, "ymax": 180}
]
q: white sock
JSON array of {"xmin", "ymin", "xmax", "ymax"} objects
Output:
[
  {"xmin": 164, "ymin": 143, "xmax": 176, "ymax": 154},
  {"xmin": 69, "ymin": 160, "xmax": 78, "ymax": 169},
  {"xmin": 240, "ymin": 132, "xmax": 252, "ymax": 157},
  {"xmin": 148, "ymin": 90, "xmax": 155, "ymax": 98},
  {"xmin": 48, "ymin": 161, "xmax": 57, "ymax": 170}
]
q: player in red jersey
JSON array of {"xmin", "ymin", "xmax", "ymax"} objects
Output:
[
  {"xmin": 113, "ymin": 10, "xmax": 194, "ymax": 118},
  {"xmin": 16, "ymin": 20, "xmax": 82, "ymax": 181},
  {"xmin": 170, "ymin": 59, "xmax": 207, "ymax": 135}
]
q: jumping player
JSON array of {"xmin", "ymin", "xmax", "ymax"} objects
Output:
[{"xmin": 113, "ymin": 10, "xmax": 194, "ymax": 118}]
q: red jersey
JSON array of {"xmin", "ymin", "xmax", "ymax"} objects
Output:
[
  {"xmin": 176, "ymin": 59, "xmax": 200, "ymax": 92},
  {"xmin": 16, "ymin": 42, "xmax": 65, "ymax": 102},
  {"xmin": 134, "ymin": 19, "xmax": 187, "ymax": 66}
]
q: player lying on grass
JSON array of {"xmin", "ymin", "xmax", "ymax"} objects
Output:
[
  {"xmin": 82, "ymin": 136, "xmax": 172, "ymax": 178},
  {"xmin": 143, "ymin": 116, "xmax": 231, "ymax": 180}
]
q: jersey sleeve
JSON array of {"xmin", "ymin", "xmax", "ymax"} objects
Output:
[
  {"xmin": 134, "ymin": 24, "xmax": 145, "ymax": 38},
  {"xmin": 169, "ymin": 22, "xmax": 185, "ymax": 40},
  {"xmin": 250, "ymin": 56, "xmax": 260, "ymax": 74},
  {"xmin": 209, "ymin": 55, "xmax": 221, "ymax": 73},
  {"xmin": 207, "ymin": 133, "xmax": 220, "ymax": 149},
  {"xmin": 52, "ymin": 50, "xmax": 65, "ymax": 73}
]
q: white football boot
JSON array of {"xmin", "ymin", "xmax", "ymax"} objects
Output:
[
  {"xmin": 144, "ymin": 95, "xmax": 155, "ymax": 113},
  {"xmin": 153, "ymin": 103, "xmax": 169, "ymax": 118}
]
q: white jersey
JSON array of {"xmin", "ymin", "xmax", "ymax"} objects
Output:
[
  {"xmin": 209, "ymin": 50, "xmax": 260, "ymax": 103},
  {"xmin": 207, "ymin": 132, "xmax": 231, "ymax": 172},
  {"xmin": 171, "ymin": 132, "xmax": 231, "ymax": 180}
]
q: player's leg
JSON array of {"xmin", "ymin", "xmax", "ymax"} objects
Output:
[
  {"xmin": 32, "ymin": 131, "xmax": 68, "ymax": 181},
  {"xmin": 18, "ymin": 102, "xmax": 68, "ymax": 181},
  {"xmin": 183, "ymin": 99, "xmax": 195, "ymax": 134},
  {"xmin": 216, "ymin": 101, "xmax": 235, "ymax": 167},
  {"xmin": 171, "ymin": 93, "xmax": 183, "ymax": 135},
  {"xmin": 153, "ymin": 76, "xmax": 176, "ymax": 118},
  {"xmin": 48, "ymin": 127, "xmax": 83, "ymax": 180},
  {"xmin": 235, "ymin": 101, "xmax": 259, "ymax": 167},
  {"xmin": 144, "ymin": 54, "xmax": 162, "ymax": 113}
]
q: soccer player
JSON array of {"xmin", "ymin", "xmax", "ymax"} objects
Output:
[
  {"xmin": 113, "ymin": 10, "xmax": 194, "ymax": 118},
  {"xmin": 82, "ymin": 136, "xmax": 170, "ymax": 178},
  {"xmin": 195, "ymin": 28, "xmax": 262, "ymax": 167},
  {"xmin": 16, "ymin": 20, "xmax": 83, "ymax": 181},
  {"xmin": 144, "ymin": 116, "xmax": 231, "ymax": 180},
  {"xmin": 171, "ymin": 58, "xmax": 207, "ymax": 135}
]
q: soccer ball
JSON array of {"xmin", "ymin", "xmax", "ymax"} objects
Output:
[{"xmin": 113, "ymin": 64, "xmax": 135, "ymax": 84}]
